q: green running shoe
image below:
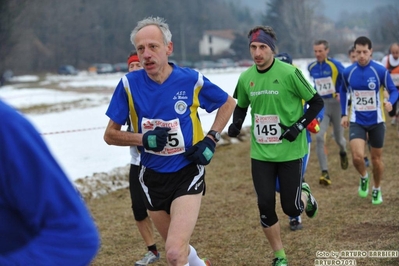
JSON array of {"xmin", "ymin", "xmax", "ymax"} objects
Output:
[
  {"xmin": 372, "ymin": 189, "xmax": 383, "ymax": 205},
  {"xmin": 272, "ymin": 257, "xmax": 288, "ymax": 266},
  {"xmin": 358, "ymin": 177, "xmax": 369, "ymax": 198},
  {"xmin": 302, "ymin": 182, "xmax": 318, "ymax": 218}
]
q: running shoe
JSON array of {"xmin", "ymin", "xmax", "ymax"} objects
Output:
[
  {"xmin": 358, "ymin": 177, "xmax": 369, "ymax": 198},
  {"xmin": 364, "ymin": 157, "xmax": 370, "ymax": 167},
  {"xmin": 135, "ymin": 251, "xmax": 160, "ymax": 266},
  {"xmin": 372, "ymin": 189, "xmax": 383, "ymax": 205},
  {"xmin": 272, "ymin": 257, "xmax": 288, "ymax": 266},
  {"xmin": 319, "ymin": 171, "xmax": 331, "ymax": 186},
  {"xmin": 339, "ymin": 151, "xmax": 349, "ymax": 170},
  {"xmin": 289, "ymin": 217, "xmax": 303, "ymax": 231},
  {"xmin": 302, "ymin": 182, "xmax": 318, "ymax": 218},
  {"xmin": 202, "ymin": 258, "xmax": 212, "ymax": 266}
]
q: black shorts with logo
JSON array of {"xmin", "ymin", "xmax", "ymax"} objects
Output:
[{"xmin": 139, "ymin": 163, "xmax": 205, "ymax": 214}]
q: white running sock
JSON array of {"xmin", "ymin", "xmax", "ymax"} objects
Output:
[{"xmin": 188, "ymin": 245, "xmax": 206, "ymax": 266}]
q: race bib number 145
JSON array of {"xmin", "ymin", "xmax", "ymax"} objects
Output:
[{"xmin": 254, "ymin": 114, "xmax": 282, "ymax": 144}]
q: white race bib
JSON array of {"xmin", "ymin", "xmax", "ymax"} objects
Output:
[
  {"xmin": 254, "ymin": 114, "xmax": 282, "ymax": 144},
  {"xmin": 315, "ymin": 77, "xmax": 335, "ymax": 96},
  {"xmin": 353, "ymin": 90, "xmax": 377, "ymax": 111},
  {"xmin": 141, "ymin": 117, "xmax": 185, "ymax": 156}
]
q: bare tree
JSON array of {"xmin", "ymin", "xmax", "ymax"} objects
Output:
[
  {"xmin": 2, "ymin": 0, "xmax": 397, "ymax": 74},
  {"xmin": 369, "ymin": 5, "xmax": 399, "ymax": 52},
  {"xmin": 262, "ymin": 0, "xmax": 320, "ymax": 58},
  {"xmin": 0, "ymin": 0, "xmax": 29, "ymax": 74}
]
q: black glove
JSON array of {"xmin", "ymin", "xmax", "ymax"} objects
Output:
[
  {"xmin": 228, "ymin": 119, "xmax": 243, "ymax": 137},
  {"xmin": 184, "ymin": 137, "xmax": 216, "ymax": 165},
  {"xmin": 278, "ymin": 123, "xmax": 303, "ymax": 142},
  {"xmin": 142, "ymin": 127, "xmax": 171, "ymax": 152}
]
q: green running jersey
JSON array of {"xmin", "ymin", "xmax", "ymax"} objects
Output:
[{"xmin": 234, "ymin": 59, "xmax": 316, "ymax": 162}]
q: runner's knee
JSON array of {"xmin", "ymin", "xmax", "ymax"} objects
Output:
[
  {"xmin": 281, "ymin": 202, "xmax": 302, "ymax": 218},
  {"xmin": 259, "ymin": 206, "xmax": 278, "ymax": 227}
]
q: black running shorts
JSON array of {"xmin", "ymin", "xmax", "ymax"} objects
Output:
[{"xmin": 139, "ymin": 163, "xmax": 205, "ymax": 214}]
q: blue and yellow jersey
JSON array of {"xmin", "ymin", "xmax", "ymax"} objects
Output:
[
  {"xmin": 106, "ymin": 64, "xmax": 228, "ymax": 172},
  {"xmin": 308, "ymin": 58, "xmax": 345, "ymax": 99},
  {"xmin": 340, "ymin": 60, "xmax": 398, "ymax": 126}
]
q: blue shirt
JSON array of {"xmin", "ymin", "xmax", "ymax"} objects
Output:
[
  {"xmin": 340, "ymin": 60, "xmax": 398, "ymax": 126},
  {"xmin": 308, "ymin": 58, "xmax": 345, "ymax": 99},
  {"xmin": 106, "ymin": 64, "xmax": 228, "ymax": 172},
  {"xmin": 0, "ymin": 100, "xmax": 99, "ymax": 266}
]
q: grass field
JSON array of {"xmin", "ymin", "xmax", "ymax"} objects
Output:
[{"xmin": 86, "ymin": 124, "xmax": 399, "ymax": 266}]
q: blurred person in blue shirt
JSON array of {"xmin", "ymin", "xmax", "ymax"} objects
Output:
[{"xmin": 0, "ymin": 99, "xmax": 100, "ymax": 265}]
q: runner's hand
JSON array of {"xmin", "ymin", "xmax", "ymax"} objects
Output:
[
  {"xmin": 279, "ymin": 123, "xmax": 303, "ymax": 142},
  {"xmin": 142, "ymin": 127, "xmax": 171, "ymax": 152},
  {"xmin": 228, "ymin": 119, "xmax": 243, "ymax": 137},
  {"xmin": 184, "ymin": 137, "xmax": 216, "ymax": 165}
]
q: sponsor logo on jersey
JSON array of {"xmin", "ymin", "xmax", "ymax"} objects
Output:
[
  {"xmin": 174, "ymin": 100, "xmax": 187, "ymax": 114},
  {"xmin": 250, "ymin": 90, "xmax": 279, "ymax": 96},
  {"xmin": 367, "ymin": 77, "xmax": 377, "ymax": 90}
]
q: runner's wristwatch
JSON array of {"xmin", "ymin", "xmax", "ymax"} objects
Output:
[
  {"xmin": 295, "ymin": 122, "xmax": 304, "ymax": 131},
  {"xmin": 207, "ymin": 130, "xmax": 221, "ymax": 142}
]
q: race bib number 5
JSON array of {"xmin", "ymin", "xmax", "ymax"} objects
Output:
[
  {"xmin": 254, "ymin": 114, "xmax": 282, "ymax": 144},
  {"xmin": 141, "ymin": 117, "xmax": 185, "ymax": 156}
]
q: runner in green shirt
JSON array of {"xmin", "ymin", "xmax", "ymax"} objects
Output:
[{"xmin": 228, "ymin": 25, "xmax": 324, "ymax": 266}]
